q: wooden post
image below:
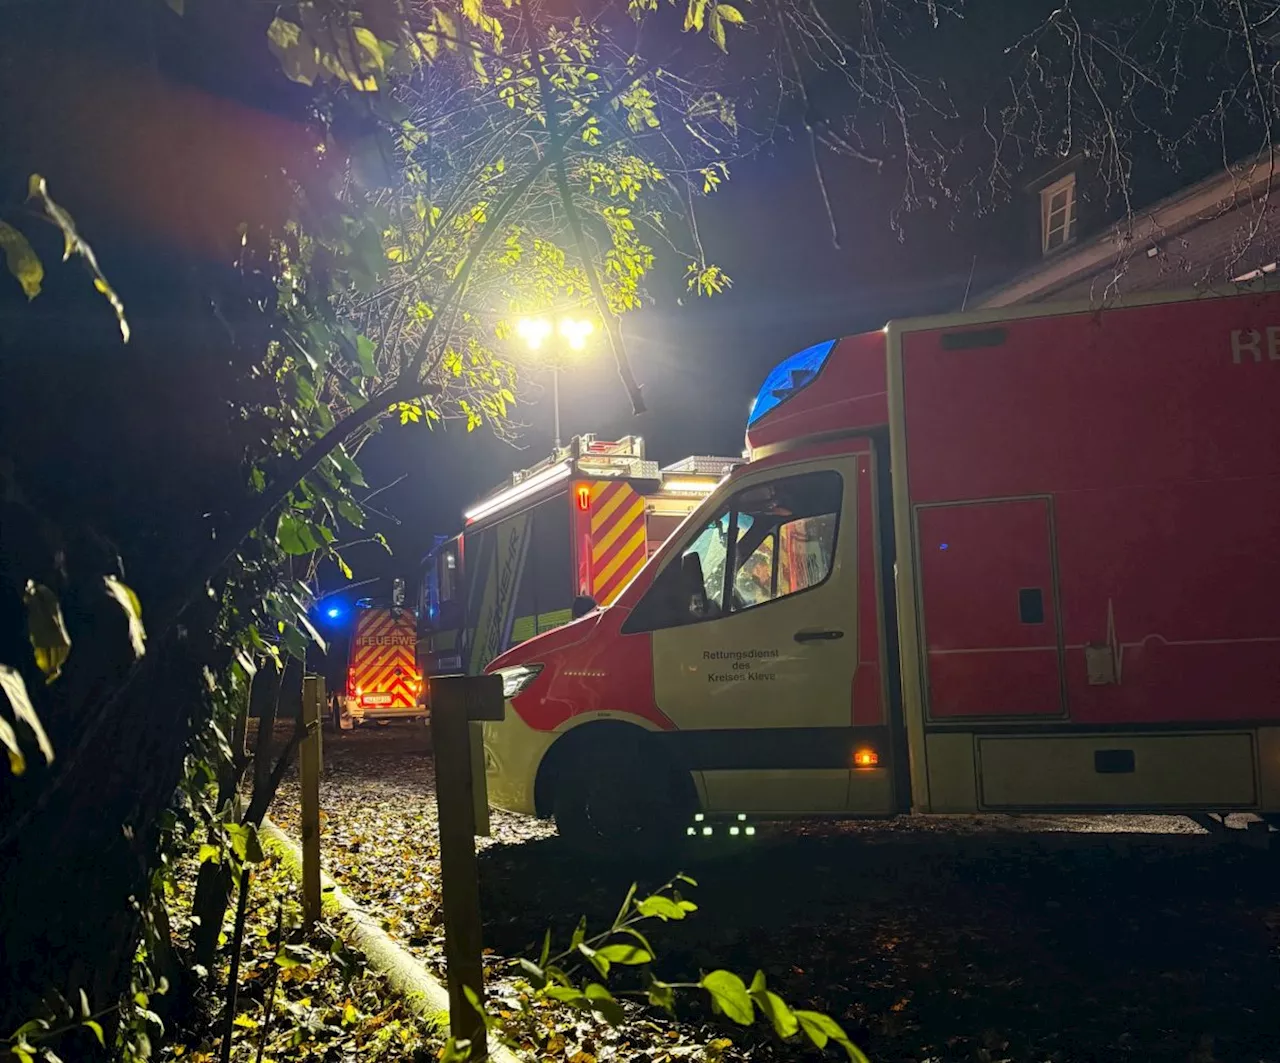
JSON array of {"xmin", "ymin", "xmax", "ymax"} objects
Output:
[
  {"xmin": 304, "ymin": 674, "xmax": 325, "ymax": 774},
  {"xmin": 429, "ymin": 674, "xmax": 503, "ymax": 1053},
  {"xmin": 299, "ymin": 674, "xmax": 323, "ymax": 930}
]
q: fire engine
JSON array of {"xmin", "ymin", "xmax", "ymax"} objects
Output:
[
  {"xmin": 419, "ymin": 434, "xmax": 742, "ymax": 678},
  {"xmin": 481, "ymin": 287, "xmax": 1280, "ymax": 852},
  {"xmin": 338, "ymin": 581, "xmax": 423, "ymax": 729}
]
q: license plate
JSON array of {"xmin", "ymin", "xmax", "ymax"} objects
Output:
[{"xmin": 361, "ymin": 693, "xmax": 393, "ymax": 706}]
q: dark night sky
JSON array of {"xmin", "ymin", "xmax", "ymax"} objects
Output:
[{"xmin": 345, "ymin": 140, "xmax": 996, "ymax": 595}]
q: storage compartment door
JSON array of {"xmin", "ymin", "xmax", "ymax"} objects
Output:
[{"xmin": 916, "ymin": 498, "xmax": 1065, "ymax": 718}]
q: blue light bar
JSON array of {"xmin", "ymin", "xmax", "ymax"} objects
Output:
[{"xmin": 747, "ymin": 339, "xmax": 837, "ymax": 427}]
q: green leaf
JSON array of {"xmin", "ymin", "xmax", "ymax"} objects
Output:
[
  {"xmin": 333, "ymin": 551, "xmax": 353, "ymax": 580},
  {"xmin": 700, "ymin": 970, "xmax": 753, "ymax": 1025},
  {"xmin": 646, "ymin": 975, "xmax": 675, "ymax": 1013},
  {"xmin": 266, "ymin": 18, "xmax": 320, "ymax": 85},
  {"xmin": 275, "ymin": 944, "xmax": 310, "ymax": 969},
  {"xmin": 517, "ymin": 958, "xmax": 546, "ymax": 988},
  {"xmin": 355, "ymin": 334, "xmax": 378, "ymax": 377},
  {"xmin": 569, "ymin": 915, "xmax": 587, "ymax": 951},
  {"xmin": 104, "ymin": 575, "xmax": 146, "ymax": 658},
  {"xmin": 613, "ymin": 882, "xmax": 638, "ymax": 928},
  {"xmin": 794, "ymin": 1011, "xmax": 867, "ymax": 1062},
  {"xmin": 584, "ymin": 982, "xmax": 625, "ymax": 1025},
  {"xmin": 538, "ymin": 928, "xmax": 551, "ymax": 968},
  {"xmin": 597, "ymin": 942, "xmax": 653, "ymax": 965},
  {"xmin": 577, "ymin": 942, "xmax": 609, "ymax": 977},
  {"xmin": 0, "ymin": 220, "xmax": 43, "ymax": 300},
  {"xmin": 226, "ymin": 822, "xmax": 265, "ymax": 865},
  {"xmin": 332, "ymin": 447, "xmax": 368, "ymax": 487},
  {"xmin": 276, "ymin": 512, "xmax": 319, "ymax": 556},
  {"xmin": 544, "ymin": 985, "xmax": 585, "ymax": 1006},
  {"xmin": 0, "ymin": 664, "xmax": 53, "ymax": 774},
  {"xmin": 291, "ymin": 601, "xmax": 328, "ymax": 654},
  {"xmin": 337, "ymin": 498, "xmax": 365, "ymax": 528},
  {"xmin": 23, "ymin": 580, "xmax": 70, "ymax": 681},
  {"xmin": 635, "ymin": 895, "xmax": 687, "ymax": 921},
  {"xmin": 748, "ymin": 972, "xmax": 798, "ymax": 1039},
  {"xmin": 27, "ymin": 175, "xmax": 129, "ymax": 342},
  {"xmin": 83, "ymin": 1019, "xmax": 106, "ymax": 1047},
  {"xmin": 198, "ymin": 843, "xmax": 221, "ymax": 865},
  {"xmin": 717, "ymin": 3, "xmax": 744, "ymax": 23}
]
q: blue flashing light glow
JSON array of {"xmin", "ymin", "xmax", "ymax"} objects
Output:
[
  {"xmin": 746, "ymin": 339, "xmax": 837, "ymax": 427},
  {"xmin": 326, "ymin": 606, "xmax": 342, "ymax": 619}
]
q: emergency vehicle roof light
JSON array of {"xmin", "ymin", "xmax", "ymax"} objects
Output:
[
  {"xmin": 662, "ymin": 478, "xmax": 718, "ymax": 494},
  {"xmin": 465, "ymin": 461, "xmax": 571, "ymax": 523},
  {"xmin": 747, "ymin": 339, "xmax": 837, "ymax": 427}
]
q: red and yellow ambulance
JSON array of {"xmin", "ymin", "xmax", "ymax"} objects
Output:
[{"xmin": 481, "ymin": 288, "xmax": 1280, "ymax": 852}]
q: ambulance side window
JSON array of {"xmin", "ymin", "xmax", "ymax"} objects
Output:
[{"xmin": 623, "ymin": 470, "xmax": 842, "ymax": 633}]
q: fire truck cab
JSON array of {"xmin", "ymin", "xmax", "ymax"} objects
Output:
[
  {"xmin": 483, "ymin": 288, "xmax": 1280, "ymax": 852},
  {"xmin": 419, "ymin": 435, "xmax": 741, "ymax": 680}
]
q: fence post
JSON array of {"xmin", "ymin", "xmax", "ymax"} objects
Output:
[
  {"xmin": 429, "ymin": 674, "xmax": 503, "ymax": 1054},
  {"xmin": 299, "ymin": 674, "xmax": 323, "ymax": 930}
]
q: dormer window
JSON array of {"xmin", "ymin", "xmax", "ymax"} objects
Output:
[{"xmin": 1040, "ymin": 174, "xmax": 1077, "ymax": 255}]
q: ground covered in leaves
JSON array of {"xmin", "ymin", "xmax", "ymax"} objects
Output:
[
  {"xmin": 272, "ymin": 723, "xmax": 1280, "ymax": 1063},
  {"xmin": 162, "ymin": 832, "xmax": 441, "ymax": 1063}
]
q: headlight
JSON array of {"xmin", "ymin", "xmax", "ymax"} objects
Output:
[{"xmin": 496, "ymin": 663, "xmax": 544, "ymax": 699}]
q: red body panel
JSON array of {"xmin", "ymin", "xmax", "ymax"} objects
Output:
[
  {"xmin": 489, "ymin": 608, "xmax": 673, "ymax": 732},
  {"xmin": 901, "ymin": 292, "xmax": 1280, "ymax": 726}
]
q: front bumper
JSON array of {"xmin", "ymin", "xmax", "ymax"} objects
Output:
[{"xmin": 482, "ymin": 704, "xmax": 557, "ymax": 817}]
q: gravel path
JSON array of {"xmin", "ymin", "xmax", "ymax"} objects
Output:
[{"xmin": 270, "ymin": 724, "xmax": 1280, "ymax": 1063}]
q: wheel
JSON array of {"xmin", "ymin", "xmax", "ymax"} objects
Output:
[{"xmin": 552, "ymin": 729, "xmax": 694, "ymax": 859}]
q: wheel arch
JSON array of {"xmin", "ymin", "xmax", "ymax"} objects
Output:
[{"xmin": 533, "ymin": 716, "xmax": 690, "ymax": 818}]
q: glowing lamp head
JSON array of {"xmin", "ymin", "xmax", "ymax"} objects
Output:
[
  {"xmin": 853, "ymin": 748, "xmax": 880, "ymax": 769},
  {"xmin": 559, "ymin": 317, "xmax": 594, "ymax": 351},
  {"xmin": 326, "ymin": 606, "xmax": 342, "ymax": 619},
  {"xmin": 516, "ymin": 317, "xmax": 553, "ymax": 351}
]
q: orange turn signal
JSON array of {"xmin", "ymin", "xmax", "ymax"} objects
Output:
[{"xmin": 853, "ymin": 748, "xmax": 879, "ymax": 769}]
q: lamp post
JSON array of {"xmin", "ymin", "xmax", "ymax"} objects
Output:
[{"xmin": 516, "ymin": 315, "xmax": 594, "ymax": 449}]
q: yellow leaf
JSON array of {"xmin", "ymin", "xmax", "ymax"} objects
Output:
[
  {"xmin": 23, "ymin": 581, "xmax": 70, "ymax": 681},
  {"xmin": 104, "ymin": 575, "xmax": 146, "ymax": 658},
  {"xmin": 0, "ymin": 664, "xmax": 53, "ymax": 774},
  {"xmin": 0, "ymin": 221, "xmax": 43, "ymax": 300},
  {"xmin": 717, "ymin": 3, "xmax": 744, "ymax": 24}
]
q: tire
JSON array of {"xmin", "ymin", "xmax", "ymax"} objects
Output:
[{"xmin": 552, "ymin": 729, "xmax": 693, "ymax": 859}]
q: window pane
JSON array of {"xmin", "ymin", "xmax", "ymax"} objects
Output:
[
  {"xmin": 728, "ymin": 471, "xmax": 842, "ymax": 613},
  {"xmin": 681, "ymin": 512, "xmax": 731, "ymax": 615},
  {"xmin": 778, "ymin": 513, "xmax": 837, "ymax": 594},
  {"xmin": 623, "ymin": 470, "xmax": 843, "ymax": 633},
  {"xmin": 733, "ymin": 533, "xmax": 776, "ymax": 608}
]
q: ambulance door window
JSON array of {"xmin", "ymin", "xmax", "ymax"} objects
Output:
[
  {"xmin": 623, "ymin": 471, "xmax": 841, "ymax": 633},
  {"xmin": 726, "ymin": 473, "xmax": 841, "ymax": 613}
]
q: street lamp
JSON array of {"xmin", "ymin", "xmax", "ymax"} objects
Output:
[{"xmin": 516, "ymin": 315, "xmax": 595, "ymax": 449}]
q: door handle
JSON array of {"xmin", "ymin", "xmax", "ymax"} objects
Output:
[{"xmin": 794, "ymin": 629, "xmax": 844, "ymax": 643}]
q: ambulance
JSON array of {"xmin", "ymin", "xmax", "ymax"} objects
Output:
[
  {"xmin": 481, "ymin": 287, "xmax": 1280, "ymax": 852},
  {"xmin": 419, "ymin": 435, "xmax": 741, "ymax": 678},
  {"xmin": 337, "ymin": 582, "xmax": 423, "ymax": 728}
]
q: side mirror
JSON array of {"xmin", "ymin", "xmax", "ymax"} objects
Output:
[
  {"xmin": 392, "ymin": 577, "xmax": 406, "ymax": 609},
  {"xmin": 572, "ymin": 595, "xmax": 597, "ymax": 619}
]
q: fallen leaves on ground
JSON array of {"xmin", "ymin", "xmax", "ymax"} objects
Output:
[
  {"xmin": 268, "ymin": 723, "xmax": 1280, "ymax": 1063},
  {"xmin": 164, "ymin": 831, "xmax": 441, "ymax": 1063}
]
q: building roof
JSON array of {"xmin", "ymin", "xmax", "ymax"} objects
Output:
[{"xmin": 974, "ymin": 148, "xmax": 1280, "ymax": 307}]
